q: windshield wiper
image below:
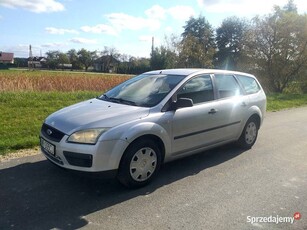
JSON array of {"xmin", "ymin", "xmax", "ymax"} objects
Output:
[
  {"xmin": 99, "ymin": 94, "xmax": 137, "ymax": 106},
  {"xmin": 108, "ymin": 97, "xmax": 137, "ymax": 106}
]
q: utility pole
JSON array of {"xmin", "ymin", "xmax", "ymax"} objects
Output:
[
  {"xmin": 29, "ymin": 45, "xmax": 33, "ymax": 69},
  {"xmin": 151, "ymin": 36, "xmax": 154, "ymax": 55}
]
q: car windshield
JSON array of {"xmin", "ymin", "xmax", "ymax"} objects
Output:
[{"xmin": 99, "ymin": 74, "xmax": 186, "ymax": 107}]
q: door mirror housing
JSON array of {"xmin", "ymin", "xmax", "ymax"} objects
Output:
[{"xmin": 173, "ymin": 98, "xmax": 193, "ymax": 110}]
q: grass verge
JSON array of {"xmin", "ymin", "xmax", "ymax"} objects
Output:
[
  {"xmin": 0, "ymin": 91, "xmax": 98, "ymax": 155},
  {"xmin": 266, "ymin": 93, "xmax": 307, "ymax": 111}
]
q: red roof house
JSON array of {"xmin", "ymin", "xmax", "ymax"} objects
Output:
[{"xmin": 0, "ymin": 52, "xmax": 14, "ymax": 64}]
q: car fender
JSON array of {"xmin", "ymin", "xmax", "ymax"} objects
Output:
[
  {"xmin": 234, "ymin": 105, "xmax": 263, "ymax": 140},
  {"xmin": 121, "ymin": 122, "xmax": 171, "ymax": 153},
  {"xmin": 248, "ymin": 105, "xmax": 263, "ymax": 124}
]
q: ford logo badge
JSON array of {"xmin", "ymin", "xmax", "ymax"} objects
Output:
[{"xmin": 46, "ymin": 129, "xmax": 53, "ymax": 135}]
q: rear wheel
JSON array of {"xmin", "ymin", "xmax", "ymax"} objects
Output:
[
  {"xmin": 237, "ymin": 117, "xmax": 259, "ymax": 149},
  {"xmin": 117, "ymin": 139, "xmax": 162, "ymax": 188}
]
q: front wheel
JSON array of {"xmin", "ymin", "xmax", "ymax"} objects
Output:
[
  {"xmin": 237, "ymin": 117, "xmax": 259, "ymax": 149},
  {"xmin": 117, "ymin": 139, "xmax": 162, "ymax": 188}
]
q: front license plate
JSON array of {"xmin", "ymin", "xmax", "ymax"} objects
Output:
[{"xmin": 40, "ymin": 138, "xmax": 55, "ymax": 156}]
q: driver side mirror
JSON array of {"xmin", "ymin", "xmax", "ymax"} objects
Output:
[{"xmin": 171, "ymin": 98, "xmax": 193, "ymax": 110}]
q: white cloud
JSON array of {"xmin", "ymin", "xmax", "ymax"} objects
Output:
[
  {"xmin": 80, "ymin": 24, "xmax": 117, "ymax": 36},
  {"xmin": 167, "ymin": 6, "xmax": 195, "ymax": 20},
  {"xmin": 145, "ymin": 5, "xmax": 166, "ymax": 19},
  {"xmin": 45, "ymin": 27, "xmax": 78, "ymax": 35},
  {"xmin": 41, "ymin": 42, "xmax": 66, "ymax": 48},
  {"xmin": 0, "ymin": 0, "xmax": 64, "ymax": 13},
  {"xmin": 81, "ymin": 4, "xmax": 195, "ymax": 37},
  {"xmin": 81, "ymin": 13, "xmax": 161, "ymax": 36},
  {"xmin": 197, "ymin": 0, "xmax": 307, "ymax": 16},
  {"xmin": 106, "ymin": 13, "xmax": 161, "ymax": 31},
  {"xmin": 165, "ymin": 26, "xmax": 173, "ymax": 33},
  {"xmin": 69, "ymin": 37, "xmax": 97, "ymax": 44}
]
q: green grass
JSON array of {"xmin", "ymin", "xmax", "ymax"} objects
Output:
[
  {"xmin": 0, "ymin": 91, "xmax": 98, "ymax": 155},
  {"xmin": 266, "ymin": 93, "xmax": 307, "ymax": 111},
  {"xmin": 1, "ymin": 91, "xmax": 307, "ymax": 156}
]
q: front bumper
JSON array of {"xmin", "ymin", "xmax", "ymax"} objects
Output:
[{"xmin": 40, "ymin": 131, "xmax": 129, "ymax": 172}]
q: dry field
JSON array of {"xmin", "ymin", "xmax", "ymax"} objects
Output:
[{"xmin": 0, "ymin": 70, "xmax": 132, "ymax": 92}]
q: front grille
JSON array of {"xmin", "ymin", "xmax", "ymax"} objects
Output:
[
  {"xmin": 41, "ymin": 123, "xmax": 65, "ymax": 142},
  {"xmin": 63, "ymin": 151, "xmax": 93, "ymax": 168}
]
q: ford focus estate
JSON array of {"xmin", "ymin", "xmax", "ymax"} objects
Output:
[{"xmin": 40, "ymin": 69, "xmax": 266, "ymax": 188}]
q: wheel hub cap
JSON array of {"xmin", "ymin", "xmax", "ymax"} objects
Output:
[
  {"xmin": 245, "ymin": 122, "xmax": 257, "ymax": 144},
  {"xmin": 130, "ymin": 147, "xmax": 157, "ymax": 182}
]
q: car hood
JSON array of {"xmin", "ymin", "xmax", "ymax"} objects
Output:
[{"xmin": 45, "ymin": 98, "xmax": 150, "ymax": 134}]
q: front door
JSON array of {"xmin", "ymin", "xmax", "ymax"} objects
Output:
[{"xmin": 171, "ymin": 74, "xmax": 221, "ymax": 155}]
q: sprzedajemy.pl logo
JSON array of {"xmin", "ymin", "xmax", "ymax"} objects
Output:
[{"xmin": 247, "ymin": 212, "xmax": 301, "ymax": 225}]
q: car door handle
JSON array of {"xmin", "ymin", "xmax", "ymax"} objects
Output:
[{"xmin": 208, "ymin": 109, "xmax": 218, "ymax": 114}]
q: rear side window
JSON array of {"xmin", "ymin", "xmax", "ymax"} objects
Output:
[
  {"xmin": 236, "ymin": 75, "xmax": 260, "ymax": 94},
  {"xmin": 215, "ymin": 74, "xmax": 242, "ymax": 99}
]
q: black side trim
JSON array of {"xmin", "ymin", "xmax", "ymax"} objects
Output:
[{"xmin": 174, "ymin": 121, "xmax": 241, "ymax": 140}]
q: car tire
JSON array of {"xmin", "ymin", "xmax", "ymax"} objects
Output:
[
  {"xmin": 117, "ymin": 138, "xmax": 162, "ymax": 188},
  {"xmin": 237, "ymin": 117, "xmax": 259, "ymax": 149}
]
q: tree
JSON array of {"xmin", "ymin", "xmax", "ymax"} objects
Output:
[
  {"xmin": 45, "ymin": 50, "xmax": 61, "ymax": 69},
  {"xmin": 150, "ymin": 34, "xmax": 180, "ymax": 70},
  {"xmin": 178, "ymin": 35, "xmax": 214, "ymax": 68},
  {"xmin": 150, "ymin": 46, "xmax": 177, "ymax": 70},
  {"xmin": 243, "ymin": 2, "xmax": 307, "ymax": 93},
  {"xmin": 127, "ymin": 57, "xmax": 151, "ymax": 74},
  {"xmin": 58, "ymin": 53, "xmax": 69, "ymax": 64},
  {"xmin": 77, "ymin": 48, "xmax": 96, "ymax": 71},
  {"xmin": 283, "ymin": 0, "xmax": 297, "ymax": 12},
  {"xmin": 101, "ymin": 46, "xmax": 120, "ymax": 59},
  {"xmin": 98, "ymin": 46, "xmax": 120, "ymax": 72},
  {"xmin": 215, "ymin": 17, "xmax": 248, "ymax": 70},
  {"xmin": 182, "ymin": 16, "xmax": 215, "ymax": 51},
  {"xmin": 180, "ymin": 16, "xmax": 215, "ymax": 67},
  {"xmin": 67, "ymin": 49, "xmax": 82, "ymax": 69}
]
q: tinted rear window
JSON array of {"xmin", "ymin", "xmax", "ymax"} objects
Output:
[
  {"xmin": 215, "ymin": 74, "xmax": 242, "ymax": 98},
  {"xmin": 236, "ymin": 75, "xmax": 260, "ymax": 94}
]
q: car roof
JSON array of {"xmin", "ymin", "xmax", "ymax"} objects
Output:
[{"xmin": 144, "ymin": 68, "xmax": 255, "ymax": 78}]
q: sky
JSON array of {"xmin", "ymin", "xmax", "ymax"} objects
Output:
[{"xmin": 0, "ymin": 0, "xmax": 306, "ymax": 58}]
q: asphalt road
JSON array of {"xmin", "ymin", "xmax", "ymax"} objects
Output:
[{"xmin": 1, "ymin": 107, "xmax": 307, "ymax": 230}]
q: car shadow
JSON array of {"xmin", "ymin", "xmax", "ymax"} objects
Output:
[{"xmin": 0, "ymin": 144, "xmax": 245, "ymax": 230}]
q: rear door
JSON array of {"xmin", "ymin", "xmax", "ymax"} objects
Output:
[{"xmin": 213, "ymin": 74, "xmax": 250, "ymax": 139}]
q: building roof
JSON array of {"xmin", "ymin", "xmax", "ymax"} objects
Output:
[
  {"xmin": 0, "ymin": 52, "xmax": 14, "ymax": 62},
  {"xmin": 94, "ymin": 55, "xmax": 120, "ymax": 64},
  {"xmin": 28, "ymin": 56, "xmax": 46, "ymax": 62}
]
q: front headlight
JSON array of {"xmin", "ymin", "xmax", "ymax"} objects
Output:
[{"xmin": 67, "ymin": 128, "xmax": 109, "ymax": 144}]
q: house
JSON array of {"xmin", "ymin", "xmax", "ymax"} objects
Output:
[
  {"xmin": 0, "ymin": 52, "xmax": 14, "ymax": 64},
  {"xmin": 94, "ymin": 55, "xmax": 120, "ymax": 73},
  {"xmin": 28, "ymin": 56, "xmax": 47, "ymax": 68}
]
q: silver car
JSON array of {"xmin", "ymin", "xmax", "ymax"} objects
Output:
[{"xmin": 40, "ymin": 69, "xmax": 266, "ymax": 188}]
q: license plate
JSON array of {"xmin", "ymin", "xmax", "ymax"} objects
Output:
[{"xmin": 40, "ymin": 138, "xmax": 55, "ymax": 156}]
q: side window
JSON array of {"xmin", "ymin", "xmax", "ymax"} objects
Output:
[
  {"xmin": 215, "ymin": 74, "xmax": 242, "ymax": 99},
  {"xmin": 177, "ymin": 75, "xmax": 214, "ymax": 104},
  {"xmin": 236, "ymin": 75, "xmax": 260, "ymax": 94}
]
